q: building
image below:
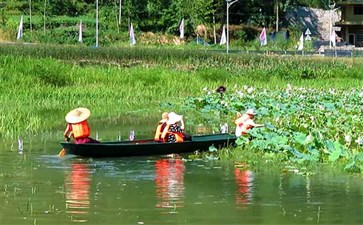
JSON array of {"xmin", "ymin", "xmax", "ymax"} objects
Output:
[{"xmin": 336, "ymin": 1, "xmax": 363, "ymax": 46}]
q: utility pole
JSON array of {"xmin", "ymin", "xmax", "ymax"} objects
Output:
[
  {"xmin": 96, "ymin": 0, "xmax": 99, "ymax": 47},
  {"xmin": 275, "ymin": 0, "xmax": 279, "ymax": 32},
  {"xmin": 118, "ymin": 0, "xmax": 122, "ymax": 26},
  {"xmin": 226, "ymin": 0, "xmax": 238, "ymax": 53}
]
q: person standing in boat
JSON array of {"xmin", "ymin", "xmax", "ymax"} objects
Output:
[
  {"xmin": 64, "ymin": 107, "xmax": 100, "ymax": 144},
  {"xmin": 235, "ymin": 109, "xmax": 264, "ymax": 137},
  {"xmin": 161, "ymin": 112, "xmax": 191, "ymax": 143},
  {"xmin": 154, "ymin": 112, "xmax": 169, "ymax": 142}
]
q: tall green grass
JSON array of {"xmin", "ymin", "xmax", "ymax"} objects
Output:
[{"xmin": 1, "ymin": 44, "xmax": 363, "ymax": 139}]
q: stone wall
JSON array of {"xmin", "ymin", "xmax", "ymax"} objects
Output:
[{"xmin": 286, "ymin": 6, "xmax": 340, "ymax": 41}]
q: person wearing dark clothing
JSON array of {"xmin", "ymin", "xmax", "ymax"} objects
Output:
[{"xmin": 161, "ymin": 112, "xmax": 191, "ymax": 143}]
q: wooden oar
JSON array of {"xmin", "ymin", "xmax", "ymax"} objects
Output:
[
  {"xmin": 59, "ymin": 136, "xmax": 71, "ymax": 157},
  {"xmin": 58, "ymin": 148, "xmax": 66, "ymax": 157}
]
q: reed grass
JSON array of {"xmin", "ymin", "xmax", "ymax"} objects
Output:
[{"xmin": 1, "ymin": 44, "xmax": 363, "ymax": 139}]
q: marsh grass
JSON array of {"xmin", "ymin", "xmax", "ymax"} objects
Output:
[
  {"xmin": 1, "ymin": 44, "xmax": 363, "ymax": 139},
  {"xmin": 214, "ymin": 146, "xmax": 357, "ymax": 175}
]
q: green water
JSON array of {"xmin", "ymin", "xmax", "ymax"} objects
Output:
[{"xmin": 1, "ymin": 134, "xmax": 362, "ymax": 225}]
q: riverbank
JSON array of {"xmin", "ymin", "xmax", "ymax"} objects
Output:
[
  {"xmin": 0, "ymin": 45, "xmax": 363, "ymax": 137},
  {"xmin": 1, "ymin": 44, "xmax": 363, "ymax": 137},
  {"xmin": 1, "ymin": 44, "xmax": 362, "ymax": 172}
]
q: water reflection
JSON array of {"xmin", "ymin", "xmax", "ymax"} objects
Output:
[
  {"xmin": 1, "ymin": 145, "xmax": 362, "ymax": 225},
  {"xmin": 65, "ymin": 161, "xmax": 91, "ymax": 223},
  {"xmin": 155, "ymin": 157, "xmax": 185, "ymax": 211},
  {"xmin": 234, "ymin": 168, "xmax": 253, "ymax": 208}
]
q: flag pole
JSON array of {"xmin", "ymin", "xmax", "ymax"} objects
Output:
[
  {"xmin": 226, "ymin": 1, "xmax": 229, "ymax": 53},
  {"xmin": 118, "ymin": 0, "xmax": 122, "ymax": 26},
  {"xmin": 213, "ymin": 12, "xmax": 216, "ymax": 44},
  {"xmin": 226, "ymin": 0, "xmax": 238, "ymax": 53}
]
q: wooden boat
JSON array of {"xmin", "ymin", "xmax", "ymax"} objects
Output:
[{"xmin": 60, "ymin": 133, "xmax": 237, "ymax": 158}]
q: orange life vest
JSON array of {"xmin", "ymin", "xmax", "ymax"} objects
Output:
[
  {"xmin": 235, "ymin": 115, "xmax": 253, "ymax": 136},
  {"xmin": 238, "ymin": 122, "xmax": 253, "ymax": 136},
  {"xmin": 154, "ymin": 122, "xmax": 167, "ymax": 142},
  {"xmin": 160, "ymin": 124, "xmax": 184, "ymax": 143},
  {"xmin": 71, "ymin": 120, "xmax": 90, "ymax": 139}
]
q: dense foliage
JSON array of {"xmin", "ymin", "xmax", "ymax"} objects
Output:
[
  {"xmin": 1, "ymin": 0, "xmax": 332, "ymax": 28},
  {"xmin": 0, "ymin": 0, "xmax": 332, "ymax": 45},
  {"xmin": 0, "ymin": 43, "xmax": 362, "ymax": 173},
  {"xmin": 184, "ymin": 85, "xmax": 363, "ymax": 172},
  {"xmin": 1, "ymin": 43, "xmax": 362, "ymax": 139}
]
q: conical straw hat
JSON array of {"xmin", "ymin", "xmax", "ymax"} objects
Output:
[
  {"xmin": 246, "ymin": 109, "xmax": 256, "ymax": 115},
  {"xmin": 65, "ymin": 107, "xmax": 91, "ymax": 123},
  {"xmin": 167, "ymin": 112, "xmax": 183, "ymax": 124}
]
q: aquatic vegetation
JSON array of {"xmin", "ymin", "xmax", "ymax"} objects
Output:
[
  {"xmin": 185, "ymin": 85, "xmax": 363, "ymax": 172},
  {"xmin": 1, "ymin": 44, "xmax": 363, "ymax": 150}
]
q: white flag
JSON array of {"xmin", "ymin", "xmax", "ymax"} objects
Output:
[
  {"xmin": 78, "ymin": 20, "xmax": 83, "ymax": 43},
  {"xmin": 220, "ymin": 25, "xmax": 226, "ymax": 45},
  {"xmin": 297, "ymin": 33, "xmax": 304, "ymax": 50},
  {"xmin": 259, "ymin": 27, "xmax": 267, "ymax": 46},
  {"xmin": 17, "ymin": 15, "xmax": 24, "ymax": 40},
  {"xmin": 330, "ymin": 30, "xmax": 336, "ymax": 47},
  {"xmin": 129, "ymin": 22, "xmax": 136, "ymax": 45},
  {"xmin": 179, "ymin": 18, "xmax": 184, "ymax": 39}
]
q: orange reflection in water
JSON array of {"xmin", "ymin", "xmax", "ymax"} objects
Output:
[
  {"xmin": 234, "ymin": 168, "xmax": 253, "ymax": 208},
  {"xmin": 65, "ymin": 162, "xmax": 91, "ymax": 223},
  {"xmin": 155, "ymin": 158, "xmax": 185, "ymax": 210}
]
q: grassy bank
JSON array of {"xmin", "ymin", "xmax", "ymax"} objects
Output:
[
  {"xmin": 1, "ymin": 44, "xmax": 362, "ymax": 172},
  {"xmin": 1, "ymin": 44, "xmax": 363, "ymax": 139}
]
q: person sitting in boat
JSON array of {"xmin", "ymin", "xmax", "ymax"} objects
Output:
[
  {"xmin": 161, "ymin": 112, "xmax": 191, "ymax": 143},
  {"xmin": 154, "ymin": 112, "xmax": 169, "ymax": 142},
  {"xmin": 64, "ymin": 107, "xmax": 100, "ymax": 144},
  {"xmin": 235, "ymin": 109, "xmax": 264, "ymax": 137}
]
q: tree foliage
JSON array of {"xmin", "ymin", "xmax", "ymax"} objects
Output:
[
  {"xmin": 0, "ymin": 0, "xmax": 331, "ymax": 46},
  {"xmin": 1, "ymin": 0, "xmax": 330, "ymax": 31}
]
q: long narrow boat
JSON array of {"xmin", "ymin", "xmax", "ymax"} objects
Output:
[{"xmin": 60, "ymin": 133, "xmax": 237, "ymax": 158}]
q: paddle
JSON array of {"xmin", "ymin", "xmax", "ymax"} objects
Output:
[
  {"xmin": 58, "ymin": 148, "xmax": 66, "ymax": 157},
  {"xmin": 58, "ymin": 137, "xmax": 70, "ymax": 157}
]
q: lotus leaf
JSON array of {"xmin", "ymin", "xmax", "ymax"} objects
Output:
[{"xmin": 328, "ymin": 148, "xmax": 341, "ymax": 162}]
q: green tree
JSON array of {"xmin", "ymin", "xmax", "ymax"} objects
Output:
[{"xmin": 49, "ymin": 0, "xmax": 89, "ymax": 16}]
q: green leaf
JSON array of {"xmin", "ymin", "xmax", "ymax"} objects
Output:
[
  {"xmin": 328, "ymin": 148, "xmax": 341, "ymax": 161},
  {"xmin": 333, "ymin": 141, "xmax": 343, "ymax": 151},
  {"xmin": 275, "ymin": 136, "xmax": 289, "ymax": 145},
  {"xmin": 325, "ymin": 140, "xmax": 335, "ymax": 153},
  {"xmin": 235, "ymin": 136, "xmax": 249, "ymax": 146},
  {"xmin": 293, "ymin": 132, "xmax": 307, "ymax": 145},
  {"xmin": 356, "ymin": 153, "xmax": 363, "ymax": 162},
  {"xmin": 208, "ymin": 145, "xmax": 218, "ymax": 152},
  {"xmin": 344, "ymin": 161, "xmax": 356, "ymax": 170},
  {"xmin": 264, "ymin": 123, "xmax": 275, "ymax": 130}
]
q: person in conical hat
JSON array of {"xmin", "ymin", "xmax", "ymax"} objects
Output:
[
  {"xmin": 63, "ymin": 107, "xmax": 99, "ymax": 144},
  {"xmin": 160, "ymin": 112, "xmax": 192, "ymax": 143},
  {"xmin": 235, "ymin": 109, "xmax": 264, "ymax": 137}
]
